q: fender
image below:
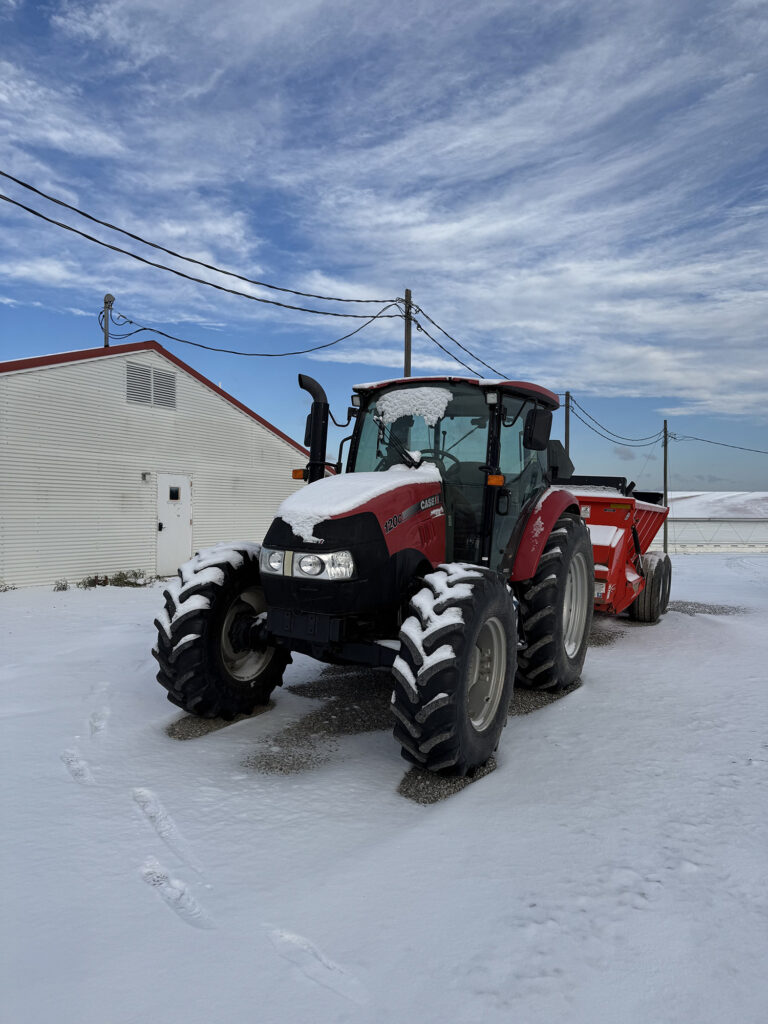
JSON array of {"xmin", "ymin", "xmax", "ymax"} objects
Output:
[{"xmin": 507, "ymin": 487, "xmax": 581, "ymax": 582}]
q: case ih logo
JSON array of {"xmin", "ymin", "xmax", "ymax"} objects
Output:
[{"xmin": 384, "ymin": 493, "xmax": 443, "ymax": 534}]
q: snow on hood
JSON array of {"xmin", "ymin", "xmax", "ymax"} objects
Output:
[
  {"xmin": 375, "ymin": 387, "xmax": 453, "ymax": 427},
  {"xmin": 276, "ymin": 464, "xmax": 442, "ymax": 544}
]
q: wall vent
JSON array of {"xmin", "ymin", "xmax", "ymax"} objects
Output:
[
  {"xmin": 126, "ymin": 362, "xmax": 177, "ymax": 410},
  {"xmin": 127, "ymin": 362, "xmax": 151, "ymax": 404},
  {"xmin": 152, "ymin": 368, "xmax": 177, "ymax": 408}
]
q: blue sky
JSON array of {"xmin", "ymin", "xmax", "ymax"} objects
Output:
[{"xmin": 1, "ymin": 0, "xmax": 766, "ymax": 490}]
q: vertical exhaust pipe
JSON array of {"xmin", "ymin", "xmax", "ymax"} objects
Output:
[{"xmin": 298, "ymin": 374, "xmax": 329, "ymax": 483}]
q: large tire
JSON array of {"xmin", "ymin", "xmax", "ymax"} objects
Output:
[
  {"xmin": 152, "ymin": 542, "xmax": 288, "ymax": 719},
  {"xmin": 628, "ymin": 552, "xmax": 671, "ymax": 623},
  {"xmin": 391, "ymin": 563, "xmax": 516, "ymax": 776},
  {"xmin": 516, "ymin": 513, "xmax": 594, "ymax": 692}
]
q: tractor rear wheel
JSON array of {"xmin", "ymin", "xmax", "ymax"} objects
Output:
[
  {"xmin": 628, "ymin": 552, "xmax": 671, "ymax": 623},
  {"xmin": 153, "ymin": 542, "xmax": 288, "ymax": 719},
  {"xmin": 516, "ymin": 513, "xmax": 594, "ymax": 692},
  {"xmin": 390, "ymin": 564, "xmax": 516, "ymax": 775}
]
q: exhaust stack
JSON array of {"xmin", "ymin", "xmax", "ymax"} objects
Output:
[{"xmin": 298, "ymin": 374, "xmax": 329, "ymax": 483}]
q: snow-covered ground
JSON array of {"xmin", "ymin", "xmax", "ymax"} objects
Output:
[
  {"xmin": 668, "ymin": 492, "xmax": 768, "ymax": 518},
  {"xmin": 3, "ymin": 555, "xmax": 768, "ymax": 1024}
]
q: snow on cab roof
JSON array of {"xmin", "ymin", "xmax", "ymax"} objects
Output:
[{"xmin": 353, "ymin": 376, "xmax": 559, "ymax": 409}]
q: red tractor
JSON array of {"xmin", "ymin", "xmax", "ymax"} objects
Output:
[{"xmin": 154, "ymin": 375, "xmax": 670, "ymax": 775}]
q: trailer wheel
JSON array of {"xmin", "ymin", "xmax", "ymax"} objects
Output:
[
  {"xmin": 152, "ymin": 543, "xmax": 288, "ymax": 719},
  {"xmin": 628, "ymin": 552, "xmax": 671, "ymax": 624},
  {"xmin": 391, "ymin": 564, "xmax": 516, "ymax": 775},
  {"xmin": 516, "ymin": 513, "xmax": 594, "ymax": 692},
  {"xmin": 659, "ymin": 554, "xmax": 672, "ymax": 614}
]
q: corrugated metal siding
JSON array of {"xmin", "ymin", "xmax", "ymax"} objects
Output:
[{"xmin": 0, "ymin": 350, "xmax": 305, "ymax": 587}]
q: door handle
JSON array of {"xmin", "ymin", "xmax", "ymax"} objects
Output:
[{"xmin": 158, "ymin": 522, "xmax": 164, "ymax": 531}]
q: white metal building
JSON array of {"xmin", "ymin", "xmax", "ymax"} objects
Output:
[{"xmin": 0, "ymin": 341, "xmax": 308, "ymax": 587}]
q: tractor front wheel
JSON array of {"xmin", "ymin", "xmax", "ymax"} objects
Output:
[
  {"xmin": 391, "ymin": 564, "xmax": 516, "ymax": 775},
  {"xmin": 516, "ymin": 513, "xmax": 594, "ymax": 692},
  {"xmin": 153, "ymin": 542, "xmax": 288, "ymax": 719}
]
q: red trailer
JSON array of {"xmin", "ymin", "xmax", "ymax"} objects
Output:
[{"xmin": 557, "ymin": 479, "xmax": 671, "ymax": 622}]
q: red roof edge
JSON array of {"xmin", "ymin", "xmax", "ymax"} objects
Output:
[{"xmin": 0, "ymin": 341, "xmax": 309, "ymax": 458}]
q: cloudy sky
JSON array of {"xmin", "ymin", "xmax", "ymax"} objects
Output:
[{"xmin": 1, "ymin": 0, "xmax": 767, "ymax": 489}]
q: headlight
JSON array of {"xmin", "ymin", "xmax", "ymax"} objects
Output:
[
  {"xmin": 260, "ymin": 547, "xmax": 356, "ymax": 580},
  {"xmin": 325, "ymin": 551, "xmax": 355, "ymax": 580},
  {"xmin": 260, "ymin": 548, "xmax": 284, "ymax": 575},
  {"xmin": 298, "ymin": 554, "xmax": 324, "ymax": 576}
]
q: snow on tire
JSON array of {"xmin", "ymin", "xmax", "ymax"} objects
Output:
[
  {"xmin": 391, "ymin": 563, "xmax": 516, "ymax": 776},
  {"xmin": 515, "ymin": 513, "xmax": 594, "ymax": 692},
  {"xmin": 152, "ymin": 542, "xmax": 288, "ymax": 719}
]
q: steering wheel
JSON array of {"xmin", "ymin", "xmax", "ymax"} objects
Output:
[
  {"xmin": 416, "ymin": 448, "xmax": 461, "ymax": 474},
  {"xmin": 374, "ymin": 448, "xmax": 461, "ymax": 473}
]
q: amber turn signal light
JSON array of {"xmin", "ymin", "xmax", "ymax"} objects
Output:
[
  {"xmin": 486, "ymin": 474, "xmax": 505, "ymax": 487},
  {"xmin": 292, "ymin": 469, "xmax": 306, "ymax": 480}
]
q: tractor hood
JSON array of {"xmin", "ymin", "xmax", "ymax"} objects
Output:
[{"xmin": 272, "ymin": 463, "xmax": 443, "ymax": 547}]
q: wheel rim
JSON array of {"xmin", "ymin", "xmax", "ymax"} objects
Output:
[
  {"xmin": 220, "ymin": 587, "xmax": 274, "ymax": 683},
  {"xmin": 466, "ymin": 616, "xmax": 507, "ymax": 731},
  {"xmin": 563, "ymin": 552, "xmax": 590, "ymax": 659}
]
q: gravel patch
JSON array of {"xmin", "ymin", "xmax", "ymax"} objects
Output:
[
  {"xmin": 243, "ymin": 666, "xmax": 391, "ymax": 775},
  {"xmin": 398, "ymin": 757, "xmax": 498, "ymax": 804},
  {"xmin": 667, "ymin": 600, "xmax": 747, "ymax": 616},
  {"xmin": 166, "ymin": 702, "xmax": 274, "ymax": 741},
  {"xmin": 588, "ymin": 615, "xmax": 627, "ymax": 648}
]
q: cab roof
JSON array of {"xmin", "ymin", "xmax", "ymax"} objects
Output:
[{"xmin": 352, "ymin": 376, "xmax": 560, "ymax": 410}]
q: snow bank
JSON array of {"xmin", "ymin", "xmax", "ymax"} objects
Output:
[{"xmin": 276, "ymin": 464, "xmax": 443, "ymax": 543}]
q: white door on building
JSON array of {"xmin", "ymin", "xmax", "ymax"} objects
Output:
[{"xmin": 157, "ymin": 474, "xmax": 192, "ymax": 576}]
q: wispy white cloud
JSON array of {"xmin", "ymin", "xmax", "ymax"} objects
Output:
[{"xmin": 0, "ymin": 0, "xmax": 766, "ymax": 420}]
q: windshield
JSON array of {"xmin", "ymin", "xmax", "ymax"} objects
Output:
[{"xmin": 350, "ymin": 382, "xmax": 491, "ymax": 473}]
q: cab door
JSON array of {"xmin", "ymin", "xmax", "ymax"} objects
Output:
[{"xmin": 489, "ymin": 400, "xmax": 545, "ymax": 571}]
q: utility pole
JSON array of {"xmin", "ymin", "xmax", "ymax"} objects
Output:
[
  {"xmin": 663, "ymin": 418, "xmax": 669, "ymax": 554},
  {"xmin": 564, "ymin": 390, "xmax": 571, "ymax": 458},
  {"xmin": 103, "ymin": 293, "xmax": 115, "ymax": 348},
  {"xmin": 403, "ymin": 288, "xmax": 412, "ymax": 378}
]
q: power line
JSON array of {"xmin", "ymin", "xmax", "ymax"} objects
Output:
[
  {"xmin": 571, "ymin": 396, "xmax": 663, "ymax": 443},
  {"xmin": 569, "ymin": 406, "xmax": 663, "ymax": 447},
  {"xmin": 414, "ymin": 306, "xmax": 507, "ymax": 377},
  {"xmin": 98, "ymin": 303, "xmax": 403, "ymax": 357},
  {"xmin": 0, "ymin": 169, "xmax": 394, "ymax": 306},
  {"xmin": 671, "ymin": 433, "xmax": 768, "ymax": 456},
  {"xmin": 0, "ymin": 191, "xmax": 401, "ymax": 319},
  {"xmin": 411, "ymin": 315, "xmax": 484, "ymax": 375}
]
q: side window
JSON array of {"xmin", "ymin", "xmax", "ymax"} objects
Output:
[{"xmin": 499, "ymin": 401, "xmax": 545, "ymax": 500}]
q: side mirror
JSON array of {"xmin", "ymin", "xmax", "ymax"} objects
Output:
[
  {"xmin": 523, "ymin": 408, "xmax": 552, "ymax": 450},
  {"xmin": 347, "ymin": 406, "xmax": 358, "ymax": 419},
  {"xmin": 303, "ymin": 412, "xmax": 312, "ymax": 448}
]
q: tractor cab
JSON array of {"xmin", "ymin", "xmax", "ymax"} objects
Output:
[{"xmin": 347, "ymin": 377, "xmax": 559, "ymax": 570}]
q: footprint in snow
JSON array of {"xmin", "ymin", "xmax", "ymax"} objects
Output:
[
  {"xmin": 132, "ymin": 788, "xmax": 202, "ymax": 873},
  {"xmin": 268, "ymin": 928, "xmax": 367, "ymax": 1005},
  {"xmin": 89, "ymin": 708, "xmax": 110, "ymax": 736},
  {"xmin": 60, "ymin": 748, "xmax": 96, "ymax": 785},
  {"xmin": 141, "ymin": 857, "xmax": 212, "ymax": 929},
  {"xmin": 85, "ymin": 681, "xmax": 111, "ymax": 701}
]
